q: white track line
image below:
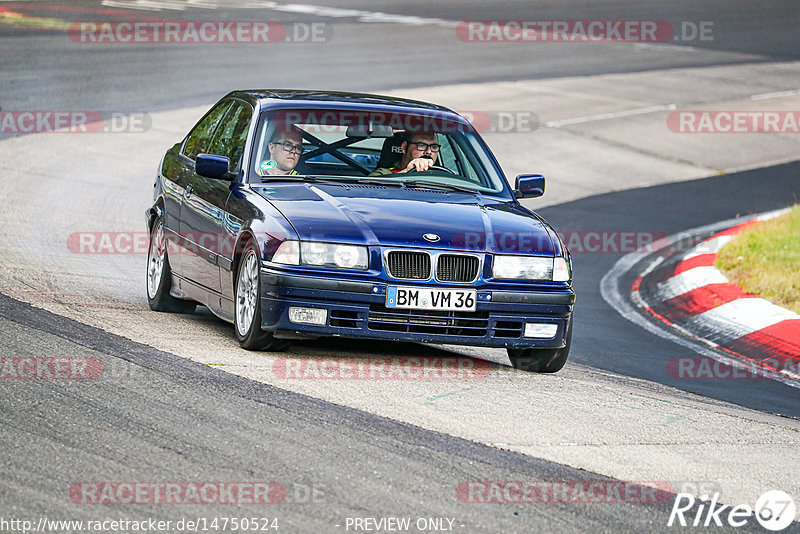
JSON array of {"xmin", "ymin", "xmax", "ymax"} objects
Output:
[
  {"xmin": 545, "ymin": 104, "xmax": 677, "ymax": 128},
  {"xmin": 102, "ymin": 0, "xmax": 460, "ymax": 26},
  {"xmin": 751, "ymin": 89, "xmax": 800, "ymax": 101}
]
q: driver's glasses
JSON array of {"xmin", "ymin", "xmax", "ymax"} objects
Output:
[
  {"xmin": 409, "ymin": 141, "xmax": 441, "ymax": 153},
  {"xmin": 275, "ymin": 141, "xmax": 303, "ymax": 154}
]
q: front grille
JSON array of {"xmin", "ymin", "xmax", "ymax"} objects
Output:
[
  {"xmin": 368, "ymin": 305, "xmax": 488, "ymax": 336},
  {"xmin": 386, "ymin": 251, "xmax": 431, "ymax": 280},
  {"xmin": 437, "ymin": 254, "xmax": 479, "ymax": 282},
  {"xmin": 329, "ymin": 310, "xmax": 359, "ymax": 328},
  {"xmin": 494, "ymin": 321, "xmax": 523, "ymax": 338}
]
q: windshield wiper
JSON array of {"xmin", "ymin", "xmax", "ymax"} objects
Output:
[
  {"xmin": 259, "ymin": 175, "xmax": 316, "ymax": 183},
  {"xmin": 259, "ymin": 175, "xmax": 406, "ymax": 188},
  {"xmin": 401, "ymin": 179, "xmax": 479, "ymax": 194},
  {"xmin": 302, "ymin": 176, "xmax": 404, "ymax": 187}
]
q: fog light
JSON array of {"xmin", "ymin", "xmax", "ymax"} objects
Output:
[
  {"xmin": 524, "ymin": 323, "xmax": 558, "ymax": 338},
  {"xmin": 288, "ymin": 307, "xmax": 327, "ymax": 325}
]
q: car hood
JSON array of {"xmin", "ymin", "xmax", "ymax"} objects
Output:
[{"xmin": 255, "ymin": 183, "xmax": 556, "ymax": 255}]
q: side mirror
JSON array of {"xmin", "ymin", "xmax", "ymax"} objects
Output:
[
  {"xmin": 196, "ymin": 154, "xmax": 234, "ymax": 181},
  {"xmin": 514, "ymin": 174, "xmax": 545, "ymax": 199}
]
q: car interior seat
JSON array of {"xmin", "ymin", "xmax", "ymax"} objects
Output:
[{"xmin": 373, "ymin": 131, "xmax": 409, "ymax": 171}]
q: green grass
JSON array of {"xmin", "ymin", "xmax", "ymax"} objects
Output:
[{"xmin": 716, "ymin": 205, "xmax": 800, "ymax": 314}]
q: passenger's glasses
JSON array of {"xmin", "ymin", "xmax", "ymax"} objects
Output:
[
  {"xmin": 409, "ymin": 141, "xmax": 440, "ymax": 153},
  {"xmin": 275, "ymin": 141, "xmax": 303, "ymax": 154}
]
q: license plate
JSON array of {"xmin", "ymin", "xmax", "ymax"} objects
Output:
[{"xmin": 386, "ymin": 287, "xmax": 476, "ymax": 311}]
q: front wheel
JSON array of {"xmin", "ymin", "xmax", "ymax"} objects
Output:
[
  {"xmin": 146, "ymin": 215, "xmax": 196, "ymax": 314},
  {"xmin": 234, "ymin": 242, "xmax": 290, "ymax": 351},
  {"xmin": 507, "ymin": 320, "xmax": 572, "ymax": 373}
]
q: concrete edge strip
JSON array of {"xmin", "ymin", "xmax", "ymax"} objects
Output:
[{"xmin": 600, "ymin": 209, "xmax": 800, "ymax": 388}]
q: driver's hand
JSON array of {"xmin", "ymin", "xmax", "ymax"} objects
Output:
[{"xmin": 400, "ymin": 157, "xmax": 434, "ymax": 173}]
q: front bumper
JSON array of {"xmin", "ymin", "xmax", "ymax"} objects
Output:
[{"xmin": 260, "ymin": 269, "xmax": 574, "ymax": 349}]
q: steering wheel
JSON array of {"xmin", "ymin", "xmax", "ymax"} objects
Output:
[{"xmin": 406, "ymin": 164, "xmax": 455, "ymax": 174}]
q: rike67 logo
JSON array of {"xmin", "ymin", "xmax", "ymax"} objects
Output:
[{"xmin": 668, "ymin": 490, "xmax": 796, "ymax": 531}]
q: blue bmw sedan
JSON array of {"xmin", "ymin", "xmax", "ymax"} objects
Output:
[{"xmin": 146, "ymin": 90, "xmax": 574, "ymax": 372}]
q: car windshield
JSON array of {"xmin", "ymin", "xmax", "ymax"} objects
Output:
[{"xmin": 249, "ymin": 108, "xmax": 510, "ymax": 195}]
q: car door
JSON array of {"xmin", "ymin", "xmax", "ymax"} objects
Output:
[
  {"xmin": 168, "ymin": 100, "xmax": 232, "ymax": 276},
  {"xmin": 180, "ymin": 99, "xmax": 253, "ymax": 296}
]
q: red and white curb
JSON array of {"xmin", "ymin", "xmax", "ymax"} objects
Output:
[{"xmin": 601, "ymin": 208, "xmax": 800, "ymax": 385}]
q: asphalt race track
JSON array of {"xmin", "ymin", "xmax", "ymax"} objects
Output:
[
  {"xmin": 1, "ymin": 1, "xmax": 800, "ymax": 533},
  {"xmin": 2, "ymin": 0, "xmax": 799, "ymax": 112},
  {"xmin": 544, "ymin": 165, "xmax": 800, "ymax": 416}
]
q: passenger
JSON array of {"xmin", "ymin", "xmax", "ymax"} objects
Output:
[
  {"xmin": 257, "ymin": 128, "xmax": 303, "ymax": 176},
  {"xmin": 370, "ymin": 131, "xmax": 440, "ymax": 176}
]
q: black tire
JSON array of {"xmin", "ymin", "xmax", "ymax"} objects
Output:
[
  {"xmin": 146, "ymin": 215, "xmax": 196, "ymax": 314},
  {"xmin": 507, "ymin": 319, "xmax": 572, "ymax": 373},
  {"xmin": 234, "ymin": 241, "xmax": 290, "ymax": 351}
]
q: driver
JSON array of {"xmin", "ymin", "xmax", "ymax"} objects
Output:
[
  {"xmin": 258, "ymin": 128, "xmax": 303, "ymax": 176},
  {"xmin": 369, "ymin": 131, "xmax": 440, "ymax": 176}
]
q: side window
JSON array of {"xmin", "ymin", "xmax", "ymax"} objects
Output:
[
  {"xmin": 207, "ymin": 101, "xmax": 253, "ymax": 172},
  {"xmin": 446, "ymin": 136, "xmax": 484, "ymax": 188},
  {"xmin": 455, "ymin": 135, "xmax": 491, "ymax": 187},
  {"xmin": 183, "ymin": 101, "xmax": 232, "ymax": 160},
  {"xmin": 437, "ymin": 135, "xmax": 459, "ymax": 172}
]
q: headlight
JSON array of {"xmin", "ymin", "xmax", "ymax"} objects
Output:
[
  {"xmin": 300, "ymin": 241, "xmax": 368, "ymax": 270},
  {"xmin": 332, "ymin": 245, "xmax": 364, "ymax": 269},
  {"xmin": 492, "ymin": 255, "xmax": 553, "ymax": 280},
  {"xmin": 552, "ymin": 256, "xmax": 570, "ymax": 282},
  {"xmin": 272, "ymin": 241, "xmax": 369, "ymax": 269},
  {"xmin": 302, "ymin": 242, "xmax": 328, "ymax": 265},
  {"xmin": 272, "ymin": 241, "xmax": 299, "ymax": 265}
]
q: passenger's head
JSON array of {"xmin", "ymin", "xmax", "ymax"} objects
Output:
[
  {"xmin": 267, "ymin": 129, "xmax": 303, "ymax": 174},
  {"xmin": 399, "ymin": 131, "xmax": 439, "ymax": 168}
]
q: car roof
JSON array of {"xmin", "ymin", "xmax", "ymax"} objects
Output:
[{"xmin": 226, "ymin": 89, "xmax": 463, "ymax": 119}]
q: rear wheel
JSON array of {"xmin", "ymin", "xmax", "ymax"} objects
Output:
[
  {"xmin": 146, "ymin": 215, "xmax": 196, "ymax": 314},
  {"xmin": 235, "ymin": 242, "xmax": 290, "ymax": 351},
  {"xmin": 507, "ymin": 320, "xmax": 572, "ymax": 373}
]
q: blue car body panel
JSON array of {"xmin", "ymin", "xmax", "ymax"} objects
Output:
[{"xmin": 255, "ymin": 183, "xmax": 556, "ymax": 254}]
